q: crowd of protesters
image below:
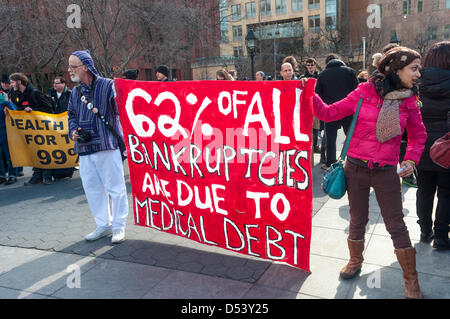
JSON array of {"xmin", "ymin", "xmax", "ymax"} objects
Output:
[{"xmin": 1, "ymin": 41, "xmax": 448, "ymax": 298}]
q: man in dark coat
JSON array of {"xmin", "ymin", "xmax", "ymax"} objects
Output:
[
  {"xmin": 300, "ymin": 58, "xmax": 323, "ymax": 159},
  {"xmin": 9, "ymin": 73, "xmax": 54, "ymax": 185},
  {"xmin": 48, "ymin": 76, "xmax": 71, "ymax": 114},
  {"xmin": 416, "ymin": 65, "xmax": 450, "ymax": 249},
  {"xmin": 315, "ymin": 54, "xmax": 359, "ymax": 169},
  {"xmin": 48, "ymin": 76, "xmax": 75, "ymax": 180},
  {"xmin": 9, "ymin": 73, "xmax": 53, "ymax": 113}
]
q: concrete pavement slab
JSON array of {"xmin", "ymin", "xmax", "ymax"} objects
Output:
[
  {"xmin": 0, "ymin": 287, "xmax": 47, "ymax": 299},
  {"xmin": 52, "ymin": 258, "xmax": 171, "ymax": 299},
  {"xmin": 142, "ymin": 270, "xmax": 252, "ymax": 299},
  {"xmin": 363, "ymin": 234, "xmax": 450, "ymax": 277},
  {"xmin": 310, "ymin": 226, "xmax": 352, "ymax": 260},
  {"xmin": 0, "ymin": 247, "xmax": 97, "ymax": 296},
  {"xmin": 312, "ymin": 206, "xmax": 381, "ymax": 235}
]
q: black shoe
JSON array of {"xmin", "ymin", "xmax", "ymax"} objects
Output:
[
  {"xmin": 433, "ymin": 237, "xmax": 450, "ymax": 250},
  {"xmin": 4, "ymin": 177, "xmax": 17, "ymax": 185},
  {"xmin": 420, "ymin": 231, "xmax": 434, "ymax": 243},
  {"xmin": 24, "ymin": 177, "xmax": 42, "ymax": 186},
  {"xmin": 0, "ymin": 177, "xmax": 6, "ymax": 184},
  {"xmin": 18, "ymin": 172, "xmax": 24, "ymax": 177},
  {"xmin": 43, "ymin": 177, "xmax": 54, "ymax": 185}
]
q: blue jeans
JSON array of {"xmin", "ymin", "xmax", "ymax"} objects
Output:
[{"xmin": 0, "ymin": 141, "xmax": 18, "ymax": 178}]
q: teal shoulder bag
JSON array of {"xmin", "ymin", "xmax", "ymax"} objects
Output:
[{"xmin": 322, "ymin": 97, "xmax": 363, "ymax": 199}]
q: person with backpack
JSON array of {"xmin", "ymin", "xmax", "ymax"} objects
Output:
[{"xmin": 9, "ymin": 73, "xmax": 54, "ymax": 185}]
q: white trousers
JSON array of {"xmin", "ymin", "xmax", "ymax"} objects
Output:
[{"xmin": 79, "ymin": 149, "xmax": 129, "ymax": 231}]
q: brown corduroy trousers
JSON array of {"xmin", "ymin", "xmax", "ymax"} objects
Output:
[{"xmin": 344, "ymin": 160, "xmax": 412, "ymax": 249}]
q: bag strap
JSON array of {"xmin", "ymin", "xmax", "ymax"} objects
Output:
[
  {"xmin": 339, "ymin": 97, "xmax": 364, "ymax": 161},
  {"xmin": 78, "ymin": 83, "xmax": 123, "ymax": 142}
]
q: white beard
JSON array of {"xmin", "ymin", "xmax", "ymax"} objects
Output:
[{"xmin": 70, "ymin": 74, "xmax": 81, "ymax": 83}]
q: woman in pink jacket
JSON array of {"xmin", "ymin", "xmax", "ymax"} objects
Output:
[{"xmin": 308, "ymin": 46, "xmax": 427, "ymax": 299}]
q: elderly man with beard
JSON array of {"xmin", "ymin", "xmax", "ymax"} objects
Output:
[{"xmin": 67, "ymin": 50, "xmax": 129, "ymax": 244}]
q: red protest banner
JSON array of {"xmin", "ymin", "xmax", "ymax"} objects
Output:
[{"xmin": 114, "ymin": 79, "xmax": 315, "ymax": 271}]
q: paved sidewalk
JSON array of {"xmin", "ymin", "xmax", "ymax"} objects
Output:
[{"xmin": 0, "ymin": 152, "xmax": 449, "ymax": 299}]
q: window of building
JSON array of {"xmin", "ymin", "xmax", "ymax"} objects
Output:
[
  {"xmin": 145, "ymin": 69, "xmax": 153, "ymax": 81},
  {"xmin": 233, "ymin": 46, "xmax": 244, "ymax": 57},
  {"xmin": 253, "ymin": 19, "xmax": 303, "ymax": 40},
  {"xmin": 260, "ymin": 0, "xmax": 271, "ymax": 16},
  {"xmin": 418, "ymin": 0, "xmax": 423, "ymax": 13},
  {"xmin": 232, "ymin": 25, "xmax": 243, "ymax": 41},
  {"xmin": 308, "ymin": 14, "xmax": 320, "ymax": 31},
  {"xmin": 447, "ymin": 0, "xmax": 450, "ymax": 9},
  {"xmin": 325, "ymin": 0, "xmax": 337, "ymax": 29},
  {"xmin": 308, "ymin": 0, "xmax": 320, "ymax": 10},
  {"xmin": 276, "ymin": 0, "xmax": 287, "ymax": 14},
  {"xmin": 219, "ymin": 0, "xmax": 229, "ymax": 43},
  {"xmin": 402, "ymin": 0, "xmax": 411, "ymax": 15},
  {"xmin": 445, "ymin": 25, "xmax": 450, "ymax": 38},
  {"xmin": 232, "ymin": 4, "xmax": 242, "ymax": 21},
  {"xmin": 246, "ymin": 2, "xmax": 256, "ymax": 18},
  {"xmin": 428, "ymin": 26, "xmax": 438, "ymax": 40},
  {"xmin": 292, "ymin": 0, "xmax": 303, "ymax": 12}
]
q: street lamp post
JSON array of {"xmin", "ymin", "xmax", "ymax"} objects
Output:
[
  {"xmin": 267, "ymin": 30, "xmax": 280, "ymax": 79},
  {"xmin": 362, "ymin": 36, "xmax": 366, "ymax": 70},
  {"xmin": 245, "ymin": 29, "xmax": 258, "ymax": 80},
  {"xmin": 348, "ymin": 51, "xmax": 354, "ymax": 67},
  {"xmin": 390, "ymin": 32, "xmax": 401, "ymax": 45}
]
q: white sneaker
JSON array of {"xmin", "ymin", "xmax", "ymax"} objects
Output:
[
  {"xmin": 85, "ymin": 226, "xmax": 112, "ymax": 241},
  {"xmin": 111, "ymin": 229, "xmax": 125, "ymax": 244}
]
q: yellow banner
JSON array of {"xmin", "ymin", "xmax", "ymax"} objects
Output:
[{"xmin": 6, "ymin": 110, "xmax": 78, "ymax": 169}]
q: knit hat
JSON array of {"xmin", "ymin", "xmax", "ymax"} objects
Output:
[
  {"xmin": 1, "ymin": 74, "xmax": 9, "ymax": 84},
  {"xmin": 378, "ymin": 47, "xmax": 421, "ymax": 76},
  {"xmin": 71, "ymin": 50, "xmax": 99, "ymax": 76},
  {"xmin": 156, "ymin": 65, "xmax": 170, "ymax": 78},
  {"xmin": 123, "ymin": 69, "xmax": 139, "ymax": 80},
  {"xmin": 256, "ymin": 71, "xmax": 265, "ymax": 78}
]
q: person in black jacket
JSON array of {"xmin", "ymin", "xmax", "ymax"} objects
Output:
[
  {"xmin": 9, "ymin": 73, "xmax": 54, "ymax": 186},
  {"xmin": 416, "ymin": 41, "xmax": 450, "ymax": 250},
  {"xmin": 315, "ymin": 54, "xmax": 359, "ymax": 169},
  {"xmin": 48, "ymin": 76, "xmax": 75, "ymax": 181},
  {"xmin": 300, "ymin": 58, "xmax": 324, "ymax": 159},
  {"xmin": 48, "ymin": 76, "xmax": 71, "ymax": 114},
  {"xmin": 300, "ymin": 58, "xmax": 320, "ymax": 79}
]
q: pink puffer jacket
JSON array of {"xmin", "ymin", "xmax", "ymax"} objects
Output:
[{"xmin": 313, "ymin": 81, "xmax": 427, "ymax": 167}]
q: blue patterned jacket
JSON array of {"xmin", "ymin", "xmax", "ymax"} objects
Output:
[{"xmin": 67, "ymin": 76, "xmax": 124, "ymax": 155}]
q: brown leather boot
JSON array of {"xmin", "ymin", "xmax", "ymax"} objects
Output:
[
  {"xmin": 395, "ymin": 247, "xmax": 423, "ymax": 299},
  {"xmin": 340, "ymin": 239, "xmax": 365, "ymax": 279}
]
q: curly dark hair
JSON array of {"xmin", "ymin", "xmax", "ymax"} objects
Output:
[{"xmin": 371, "ymin": 46, "xmax": 421, "ymax": 97}]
